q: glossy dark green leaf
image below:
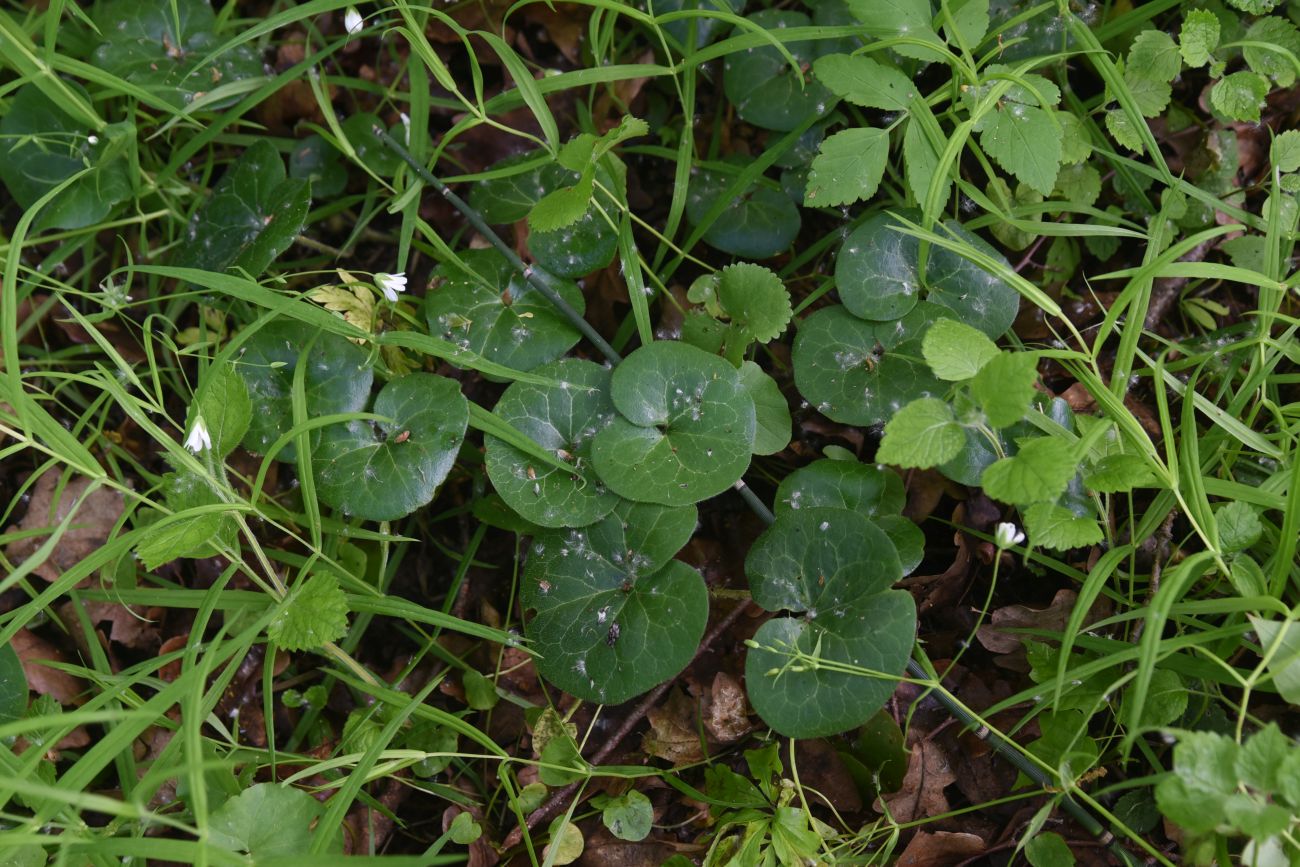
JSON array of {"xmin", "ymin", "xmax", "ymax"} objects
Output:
[
  {"xmin": 522, "ymin": 501, "xmax": 706, "ymax": 704},
  {"xmin": 745, "ymin": 508, "xmax": 914, "ymax": 737},
  {"xmin": 174, "ymin": 140, "xmax": 311, "ymax": 279},
  {"xmin": 209, "ymin": 783, "xmax": 334, "ymax": 857},
  {"xmin": 0, "ymin": 85, "xmax": 132, "ymax": 230},
  {"xmin": 91, "ymin": 0, "xmax": 263, "ymax": 109},
  {"xmin": 237, "ymin": 320, "xmax": 374, "ymax": 461},
  {"xmin": 657, "ymin": 0, "xmax": 746, "ymax": 49},
  {"xmin": 686, "ymin": 169, "xmax": 801, "ymax": 259},
  {"xmin": 592, "ymin": 342, "xmax": 756, "ymax": 506},
  {"xmin": 0, "ymin": 641, "xmax": 28, "ymax": 724},
  {"xmin": 774, "ymin": 459, "xmax": 904, "ymax": 518},
  {"xmin": 791, "ymin": 303, "xmax": 948, "ymax": 426},
  {"xmin": 485, "ymin": 359, "xmax": 620, "ymax": 529},
  {"xmin": 469, "ymin": 151, "xmax": 555, "ymax": 223},
  {"xmin": 339, "ymin": 113, "xmax": 402, "ymax": 177},
  {"xmin": 425, "ymin": 249, "xmax": 583, "ymax": 372},
  {"xmin": 723, "ymin": 11, "xmax": 834, "ymax": 131},
  {"xmin": 739, "ymin": 362, "xmax": 792, "ymax": 456},
  {"xmin": 289, "ymin": 135, "xmax": 347, "ymax": 199},
  {"xmin": 313, "ymin": 373, "xmax": 468, "ymax": 521}
]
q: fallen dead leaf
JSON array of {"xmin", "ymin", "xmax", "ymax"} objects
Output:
[
  {"xmin": 795, "ymin": 738, "xmax": 862, "ymax": 814},
  {"xmin": 643, "ymin": 687, "xmax": 704, "ymax": 766},
  {"xmin": 702, "ymin": 672, "xmax": 750, "ymax": 743},
  {"xmin": 876, "ymin": 740, "xmax": 955, "ymax": 824},
  {"xmin": 5, "ymin": 470, "xmax": 125, "ymax": 585},
  {"xmin": 896, "ymin": 831, "xmax": 985, "ymax": 867},
  {"xmin": 976, "ymin": 589, "xmax": 1110, "ymax": 658},
  {"xmin": 12, "ymin": 628, "xmax": 85, "ymax": 706}
]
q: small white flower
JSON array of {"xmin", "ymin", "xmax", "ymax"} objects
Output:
[
  {"xmin": 375, "ymin": 272, "xmax": 407, "ymax": 302},
  {"xmin": 995, "ymin": 522, "xmax": 1026, "ymax": 550},
  {"xmin": 344, "ymin": 6, "xmax": 363, "ymax": 35},
  {"xmin": 87, "ymin": 134, "xmax": 99, "ymax": 146},
  {"xmin": 400, "ymin": 112, "xmax": 411, "ymax": 144},
  {"xmin": 184, "ymin": 417, "xmax": 212, "ymax": 454}
]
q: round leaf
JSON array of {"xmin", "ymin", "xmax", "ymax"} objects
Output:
[
  {"xmin": 485, "ymin": 359, "xmax": 620, "ymax": 528},
  {"xmin": 716, "ymin": 263, "xmax": 793, "ymax": 343},
  {"xmin": 530, "ymin": 203, "xmax": 620, "ymax": 278},
  {"xmin": 313, "ymin": 373, "xmax": 468, "ymax": 521},
  {"xmin": 593, "ymin": 342, "xmax": 756, "ymax": 506},
  {"xmin": 602, "ymin": 790, "xmax": 653, "ymax": 841},
  {"xmin": 522, "ymin": 501, "xmax": 706, "ymax": 704},
  {"xmin": 723, "ymin": 11, "xmax": 834, "ymax": 131},
  {"xmin": 425, "ymin": 249, "xmax": 584, "ymax": 372},
  {"xmin": 237, "ymin": 320, "xmax": 374, "ymax": 461},
  {"xmin": 739, "ymin": 361, "xmax": 792, "ymax": 456},
  {"xmin": 791, "ymin": 303, "xmax": 947, "ymax": 425},
  {"xmin": 924, "ymin": 221, "xmax": 1021, "ymax": 338},
  {"xmin": 686, "ymin": 168, "xmax": 801, "ymax": 259},
  {"xmin": 775, "ymin": 459, "xmax": 904, "ymax": 517},
  {"xmin": 745, "ymin": 508, "xmax": 914, "ymax": 738}
]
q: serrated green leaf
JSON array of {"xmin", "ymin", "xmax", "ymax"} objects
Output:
[
  {"xmin": 976, "ymin": 103, "xmax": 1062, "ymax": 196},
  {"xmin": 944, "ymin": 0, "xmax": 990, "ymax": 49},
  {"xmin": 523, "ymin": 502, "xmax": 706, "ymax": 704},
  {"xmin": 1128, "ymin": 28, "xmax": 1182, "ymax": 86},
  {"xmin": 313, "ymin": 373, "xmax": 469, "ymax": 521},
  {"xmin": 723, "ymin": 11, "xmax": 834, "ymax": 131},
  {"xmin": 1272, "ymin": 130, "xmax": 1300, "ymax": 172},
  {"xmin": 602, "ymin": 790, "xmax": 653, "ymax": 842},
  {"xmin": 776, "ymin": 459, "xmax": 905, "ymax": 517},
  {"xmin": 739, "ymin": 362, "xmax": 792, "ymax": 456},
  {"xmin": 812, "ymin": 54, "xmax": 915, "ymax": 111},
  {"xmin": 805, "ymin": 128, "xmax": 889, "ymax": 207},
  {"xmin": 1104, "ymin": 108, "xmax": 1146, "ymax": 152},
  {"xmin": 745, "ymin": 508, "xmax": 913, "ymax": 737},
  {"xmin": 268, "ymin": 574, "xmax": 349, "ymax": 651},
  {"xmin": 209, "ymin": 784, "xmax": 333, "ymax": 857},
  {"xmin": 1156, "ymin": 730, "xmax": 1239, "ymax": 833},
  {"xmin": 1236, "ymin": 723, "xmax": 1289, "ymax": 794},
  {"xmin": 1054, "ymin": 162, "xmax": 1101, "ymax": 207},
  {"xmin": 981, "ymin": 437, "xmax": 1075, "ymax": 504},
  {"xmin": 1211, "ymin": 71, "xmax": 1270, "ymax": 122},
  {"xmin": 1056, "ymin": 112, "xmax": 1092, "ymax": 164},
  {"xmin": 1022, "ymin": 502, "xmax": 1103, "ymax": 550},
  {"xmin": 1180, "ymin": 9, "xmax": 1220, "ymax": 68},
  {"xmin": 877, "ymin": 398, "xmax": 965, "ymax": 468},
  {"xmin": 1226, "ymin": 0, "xmax": 1278, "ymax": 11},
  {"xmin": 191, "ymin": 363, "xmax": 251, "ymax": 460},
  {"xmin": 592, "ymin": 342, "xmax": 755, "ymax": 506},
  {"xmin": 970, "ymin": 351, "xmax": 1038, "ymax": 428},
  {"xmin": 1082, "ymin": 453, "xmax": 1157, "ymax": 493},
  {"xmin": 987, "ymin": 177, "xmax": 1042, "ymax": 251},
  {"xmin": 1121, "ymin": 668, "xmax": 1187, "ymax": 728},
  {"xmin": 716, "ymin": 263, "xmax": 792, "ymax": 343},
  {"xmin": 485, "ymin": 359, "xmax": 619, "ymax": 529},
  {"xmin": 845, "ymin": 0, "xmax": 945, "ymax": 61},
  {"xmin": 904, "ymin": 113, "xmax": 949, "ymax": 205},
  {"xmin": 1248, "ymin": 617, "xmax": 1300, "ymax": 705},
  {"xmin": 1244, "ymin": 17, "xmax": 1300, "ymax": 87},
  {"xmin": 1217, "ymin": 500, "xmax": 1263, "ymax": 553},
  {"xmin": 529, "ymin": 174, "xmax": 594, "ymax": 232},
  {"xmin": 0, "ymin": 642, "xmax": 29, "ymax": 725},
  {"xmin": 922, "ymin": 318, "xmax": 999, "ymax": 381}
]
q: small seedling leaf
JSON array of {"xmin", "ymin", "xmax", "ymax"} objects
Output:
[{"xmin": 268, "ymin": 573, "xmax": 349, "ymax": 651}]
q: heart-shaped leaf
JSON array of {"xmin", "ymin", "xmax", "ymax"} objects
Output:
[
  {"xmin": 0, "ymin": 85, "xmax": 133, "ymax": 230},
  {"xmin": 775, "ymin": 459, "xmax": 904, "ymax": 517},
  {"xmin": 91, "ymin": 0, "xmax": 263, "ymax": 110},
  {"xmin": 686, "ymin": 168, "xmax": 801, "ymax": 259},
  {"xmin": 835, "ymin": 213, "xmax": 1019, "ymax": 337},
  {"xmin": 745, "ymin": 508, "xmax": 914, "ymax": 738},
  {"xmin": 485, "ymin": 358, "xmax": 620, "ymax": 529},
  {"xmin": 237, "ymin": 320, "xmax": 374, "ymax": 461},
  {"xmin": 522, "ymin": 501, "xmax": 706, "ymax": 704},
  {"xmin": 592, "ymin": 342, "xmax": 756, "ymax": 506},
  {"xmin": 425, "ymin": 249, "xmax": 584, "ymax": 372},
  {"xmin": 175, "ymin": 140, "xmax": 311, "ymax": 279},
  {"xmin": 791, "ymin": 303, "xmax": 948, "ymax": 426},
  {"xmin": 723, "ymin": 11, "xmax": 834, "ymax": 131},
  {"xmin": 313, "ymin": 373, "xmax": 468, "ymax": 521}
]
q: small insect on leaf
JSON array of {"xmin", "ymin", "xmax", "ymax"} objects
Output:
[
  {"xmin": 393, "ymin": 430, "xmax": 411, "ymax": 443},
  {"xmin": 526, "ymin": 466, "xmax": 537, "ymax": 480},
  {"xmin": 606, "ymin": 622, "xmax": 621, "ymax": 646}
]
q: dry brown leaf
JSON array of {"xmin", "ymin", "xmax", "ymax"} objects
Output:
[
  {"xmin": 876, "ymin": 740, "xmax": 955, "ymax": 824},
  {"xmin": 12, "ymin": 628, "xmax": 85, "ymax": 706},
  {"xmin": 896, "ymin": 831, "xmax": 985, "ymax": 867},
  {"xmin": 4, "ymin": 470, "xmax": 125, "ymax": 585},
  {"xmin": 975, "ymin": 589, "xmax": 1081, "ymax": 655},
  {"xmin": 643, "ymin": 688, "xmax": 704, "ymax": 766},
  {"xmin": 795, "ymin": 739, "xmax": 862, "ymax": 814},
  {"xmin": 702, "ymin": 672, "xmax": 750, "ymax": 743}
]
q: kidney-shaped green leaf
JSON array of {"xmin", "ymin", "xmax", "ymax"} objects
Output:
[
  {"xmin": 522, "ymin": 501, "xmax": 706, "ymax": 704},
  {"xmin": 791, "ymin": 303, "xmax": 948, "ymax": 426},
  {"xmin": 686, "ymin": 168, "xmax": 801, "ymax": 260},
  {"xmin": 593, "ymin": 342, "xmax": 755, "ymax": 506},
  {"xmin": 313, "ymin": 373, "xmax": 468, "ymax": 521},
  {"xmin": 723, "ymin": 10, "xmax": 835, "ymax": 131},
  {"xmin": 745, "ymin": 507, "xmax": 914, "ymax": 738},
  {"xmin": 485, "ymin": 358, "xmax": 620, "ymax": 529},
  {"xmin": 237, "ymin": 321, "xmax": 374, "ymax": 461},
  {"xmin": 425, "ymin": 249, "xmax": 583, "ymax": 372},
  {"xmin": 175, "ymin": 140, "xmax": 310, "ymax": 280},
  {"xmin": 775, "ymin": 459, "xmax": 904, "ymax": 517}
]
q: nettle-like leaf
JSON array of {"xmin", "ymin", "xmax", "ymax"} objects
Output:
[
  {"xmin": 981, "ymin": 436, "xmax": 1076, "ymax": 505},
  {"xmin": 686, "ymin": 168, "xmax": 801, "ymax": 259},
  {"xmin": 1244, "ymin": 17, "xmax": 1300, "ymax": 87},
  {"xmin": 1211, "ymin": 71, "xmax": 1270, "ymax": 123},
  {"xmin": 739, "ymin": 361, "xmax": 792, "ymax": 455},
  {"xmin": 313, "ymin": 373, "xmax": 469, "ymax": 521},
  {"xmin": 775, "ymin": 458, "xmax": 905, "ymax": 517},
  {"xmin": 805, "ymin": 127, "xmax": 889, "ymax": 207},
  {"xmin": 268, "ymin": 573, "xmax": 350, "ymax": 651},
  {"xmin": 91, "ymin": 0, "xmax": 263, "ymax": 110},
  {"xmin": 922, "ymin": 318, "xmax": 999, "ymax": 381},
  {"xmin": 969, "ymin": 67, "xmax": 1062, "ymax": 196},
  {"xmin": 969, "ymin": 351, "xmax": 1039, "ymax": 428},
  {"xmin": 791, "ymin": 302, "xmax": 947, "ymax": 426},
  {"xmin": 175, "ymin": 140, "xmax": 310, "ymax": 279},
  {"xmin": 522, "ymin": 501, "xmax": 707, "ymax": 704},
  {"xmin": 836, "ymin": 213, "xmax": 1020, "ymax": 337},
  {"xmin": 813, "ymin": 54, "xmax": 915, "ymax": 112},
  {"xmin": 745, "ymin": 508, "xmax": 914, "ymax": 737},
  {"xmin": 425, "ymin": 249, "xmax": 584, "ymax": 372},
  {"xmin": 592, "ymin": 342, "xmax": 756, "ymax": 506},
  {"xmin": 1179, "ymin": 9, "xmax": 1220, "ymax": 68},
  {"xmin": 136, "ymin": 468, "xmax": 240, "ymax": 570},
  {"xmin": 485, "ymin": 359, "xmax": 620, "ymax": 529},
  {"xmin": 190, "ymin": 364, "xmax": 252, "ymax": 460},
  {"xmin": 689, "ymin": 263, "xmax": 793, "ymax": 347},
  {"xmin": 1122, "ymin": 29, "xmax": 1181, "ymax": 117},
  {"xmin": 844, "ymin": 0, "xmax": 944, "ymax": 61},
  {"xmin": 1022, "ymin": 503, "xmax": 1103, "ymax": 550},
  {"xmin": 876, "ymin": 398, "xmax": 964, "ymax": 468},
  {"xmin": 0, "ymin": 85, "xmax": 132, "ymax": 231},
  {"xmin": 237, "ymin": 320, "xmax": 374, "ymax": 461},
  {"xmin": 723, "ymin": 10, "xmax": 834, "ymax": 131}
]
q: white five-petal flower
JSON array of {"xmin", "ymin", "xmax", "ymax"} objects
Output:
[
  {"xmin": 344, "ymin": 6, "xmax": 364, "ymax": 35},
  {"xmin": 375, "ymin": 272, "xmax": 407, "ymax": 302},
  {"xmin": 994, "ymin": 522, "xmax": 1026, "ymax": 550},
  {"xmin": 185, "ymin": 417, "xmax": 212, "ymax": 454}
]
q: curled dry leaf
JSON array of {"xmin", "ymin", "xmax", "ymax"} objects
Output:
[
  {"xmin": 643, "ymin": 687, "xmax": 704, "ymax": 766},
  {"xmin": 12, "ymin": 628, "xmax": 85, "ymax": 706},
  {"xmin": 975, "ymin": 589, "xmax": 1110, "ymax": 662},
  {"xmin": 876, "ymin": 740, "xmax": 955, "ymax": 824},
  {"xmin": 5, "ymin": 470, "xmax": 124, "ymax": 584},
  {"xmin": 702, "ymin": 672, "xmax": 750, "ymax": 743},
  {"xmin": 896, "ymin": 830, "xmax": 986, "ymax": 867}
]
